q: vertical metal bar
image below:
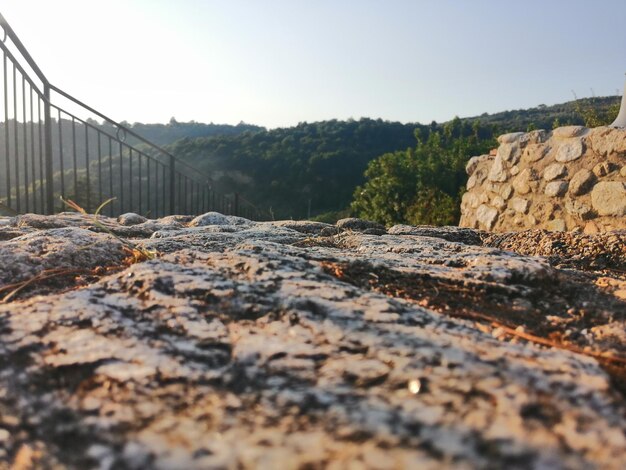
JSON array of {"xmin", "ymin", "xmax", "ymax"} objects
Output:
[
  {"xmin": 187, "ymin": 178, "xmax": 191, "ymax": 214},
  {"xmin": 178, "ymin": 174, "xmax": 182, "ymax": 213},
  {"xmin": 29, "ymin": 86, "xmax": 35, "ymax": 212},
  {"xmin": 22, "ymin": 76, "xmax": 29, "ymax": 213},
  {"xmin": 178, "ymin": 173, "xmax": 183, "ymax": 214},
  {"xmin": 119, "ymin": 142, "xmax": 124, "ymax": 213},
  {"xmin": 38, "ymin": 98, "xmax": 43, "ymax": 209},
  {"xmin": 97, "ymin": 131, "xmax": 102, "ymax": 209},
  {"xmin": 84, "ymin": 123, "xmax": 90, "ymax": 212},
  {"xmin": 161, "ymin": 165, "xmax": 167, "ymax": 216},
  {"xmin": 146, "ymin": 157, "xmax": 151, "ymax": 217},
  {"xmin": 71, "ymin": 116, "xmax": 77, "ymax": 200},
  {"xmin": 108, "ymin": 137, "xmax": 113, "ymax": 216},
  {"xmin": 190, "ymin": 180, "xmax": 194, "ymax": 214},
  {"xmin": 3, "ymin": 52, "xmax": 10, "ymax": 208},
  {"xmin": 197, "ymin": 183, "xmax": 201, "ymax": 214},
  {"xmin": 234, "ymin": 192, "xmax": 239, "ymax": 217},
  {"xmin": 168, "ymin": 155, "xmax": 175, "ymax": 214},
  {"xmin": 196, "ymin": 183, "xmax": 201, "ymax": 214},
  {"xmin": 138, "ymin": 152, "xmax": 142, "ymax": 214},
  {"xmin": 152, "ymin": 160, "xmax": 157, "ymax": 218},
  {"xmin": 190, "ymin": 181, "xmax": 194, "ymax": 214},
  {"xmin": 186, "ymin": 180, "xmax": 190, "ymax": 214},
  {"xmin": 128, "ymin": 148, "xmax": 133, "ymax": 212},
  {"xmin": 57, "ymin": 109, "xmax": 64, "ymax": 199},
  {"xmin": 43, "ymin": 84, "xmax": 54, "ymax": 214},
  {"xmin": 13, "ymin": 63, "xmax": 19, "ymax": 212}
]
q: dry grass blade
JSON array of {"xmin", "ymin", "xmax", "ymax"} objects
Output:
[
  {"xmin": 322, "ymin": 260, "xmax": 626, "ymax": 373},
  {"xmin": 450, "ymin": 309, "xmax": 626, "ymax": 367},
  {"xmin": 0, "ymin": 268, "xmax": 86, "ymax": 303},
  {"xmin": 60, "ymin": 196, "xmax": 158, "ymax": 262}
]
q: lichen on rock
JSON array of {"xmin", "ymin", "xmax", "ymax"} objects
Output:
[{"xmin": 0, "ymin": 213, "xmax": 624, "ymax": 469}]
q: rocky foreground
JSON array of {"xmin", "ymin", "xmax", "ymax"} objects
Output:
[{"xmin": 0, "ymin": 212, "xmax": 625, "ymax": 469}]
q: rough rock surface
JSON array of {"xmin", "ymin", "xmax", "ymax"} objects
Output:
[
  {"xmin": 461, "ymin": 126, "xmax": 626, "ymax": 232},
  {"xmin": 0, "ymin": 213, "xmax": 625, "ymax": 469}
]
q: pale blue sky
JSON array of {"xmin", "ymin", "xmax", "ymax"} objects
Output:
[{"xmin": 2, "ymin": 0, "xmax": 625, "ymax": 128}]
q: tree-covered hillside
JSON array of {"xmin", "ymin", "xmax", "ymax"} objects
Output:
[
  {"xmin": 125, "ymin": 119, "xmax": 263, "ymax": 147},
  {"xmin": 351, "ymin": 96, "xmax": 621, "ymax": 226},
  {"xmin": 459, "ymin": 96, "xmax": 620, "ymax": 132},
  {"xmin": 156, "ymin": 95, "xmax": 619, "ymax": 221},
  {"xmin": 351, "ymin": 118, "xmax": 496, "ymax": 226},
  {"xmin": 22, "ymin": 95, "xmax": 615, "ymax": 221},
  {"xmin": 165, "ymin": 119, "xmax": 423, "ymax": 219}
]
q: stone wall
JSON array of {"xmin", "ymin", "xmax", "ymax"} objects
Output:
[{"xmin": 459, "ymin": 126, "xmax": 626, "ymax": 233}]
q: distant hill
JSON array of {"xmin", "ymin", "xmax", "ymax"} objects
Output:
[
  {"xmin": 457, "ymin": 95, "xmax": 620, "ymax": 132},
  {"xmin": 10, "ymin": 96, "xmax": 619, "ymax": 220},
  {"xmin": 165, "ymin": 119, "xmax": 421, "ymax": 219},
  {"xmin": 151, "ymin": 96, "xmax": 621, "ymax": 220},
  {"xmin": 125, "ymin": 119, "xmax": 264, "ymax": 147}
]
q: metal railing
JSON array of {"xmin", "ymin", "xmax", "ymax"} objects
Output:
[{"xmin": 0, "ymin": 13, "xmax": 263, "ymax": 219}]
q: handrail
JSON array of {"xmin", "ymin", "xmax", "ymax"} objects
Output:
[
  {"xmin": 0, "ymin": 12, "xmax": 265, "ymax": 219},
  {"xmin": 0, "ymin": 11, "xmax": 212, "ymax": 182},
  {"xmin": 0, "ymin": 34, "xmax": 44, "ymax": 96},
  {"xmin": 49, "ymin": 84, "xmax": 213, "ymax": 181},
  {"xmin": 0, "ymin": 12, "xmax": 49, "ymax": 86}
]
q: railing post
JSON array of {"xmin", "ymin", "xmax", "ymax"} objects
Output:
[
  {"xmin": 234, "ymin": 192, "xmax": 239, "ymax": 217},
  {"xmin": 43, "ymin": 84, "xmax": 54, "ymax": 214},
  {"xmin": 169, "ymin": 154, "xmax": 175, "ymax": 214}
]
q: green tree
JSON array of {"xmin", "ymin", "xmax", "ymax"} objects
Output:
[
  {"xmin": 351, "ymin": 120, "xmax": 496, "ymax": 226},
  {"xmin": 405, "ymin": 187, "xmax": 458, "ymax": 226}
]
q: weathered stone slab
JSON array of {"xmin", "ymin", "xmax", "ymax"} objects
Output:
[
  {"xmin": 543, "ymin": 163, "xmax": 567, "ymax": 181},
  {"xmin": 587, "ymin": 126, "xmax": 626, "ymax": 156},
  {"xmin": 465, "ymin": 154, "xmax": 491, "ymax": 176},
  {"xmin": 497, "ymin": 132, "xmax": 525, "ymax": 144},
  {"xmin": 510, "ymin": 197, "xmax": 530, "ymax": 214},
  {"xmin": 545, "ymin": 180, "xmax": 568, "ymax": 197},
  {"xmin": 189, "ymin": 211, "xmax": 252, "ymax": 227},
  {"xmin": 593, "ymin": 161, "xmax": 618, "ymax": 178},
  {"xmin": 555, "ymin": 139, "xmax": 584, "ymax": 162},
  {"xmin": 476, "ymin": 204, "xmax": 498, "ymax": 229},
  {"xmin": 0, "ymin": 227, "xmax": 125, "ymax": 285},
  {"xmin": 118, "ymin": 212, "xmax": 148, "ymax": 226},
  {"xmin": 0, "ymin": 214, "xmax": 623, "ymax": 469},
  {"xmin": 513, "ymin": 168, "xmax": 538, "ymax": 195},
  {"xmin": 569, "ymin": 169, "xmax": 595, "ymax": 196},
  {"xmin": 546, "ymin": 218, "xmax": 566, "ymax": 232},
  {"xmin": 488, "ymin": 155, "xmax": 508, "ymax": 183},
  {"xmin": 336, "ymin": 218, "xmax": 386, "ymax": 233},
  {"xmin": 497, "ymin": 143, "xmax": 520, "ymax": 164},
  {"xmin": 565, "ymin": 199, "xmax": 594, "ymax": 220},
  {"xmin": 591, "ymin": 181, "xmax": 626, "ymax": 216},
  {"xmin": 552, "ymin": 125, "xmax": 587, "ymax": 139},
  {"xmin": 523, "ymin": 143, "xmax": 550, "ymax": 163}
]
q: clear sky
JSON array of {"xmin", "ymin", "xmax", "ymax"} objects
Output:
[{"xmin": 2, "ymin": 0, "xmax": 625, "ymax": 128}]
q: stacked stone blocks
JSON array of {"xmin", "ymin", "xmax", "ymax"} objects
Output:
[{"xmin": 460, "ymin": 126, "xmax": 626, "ymax": 233}]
